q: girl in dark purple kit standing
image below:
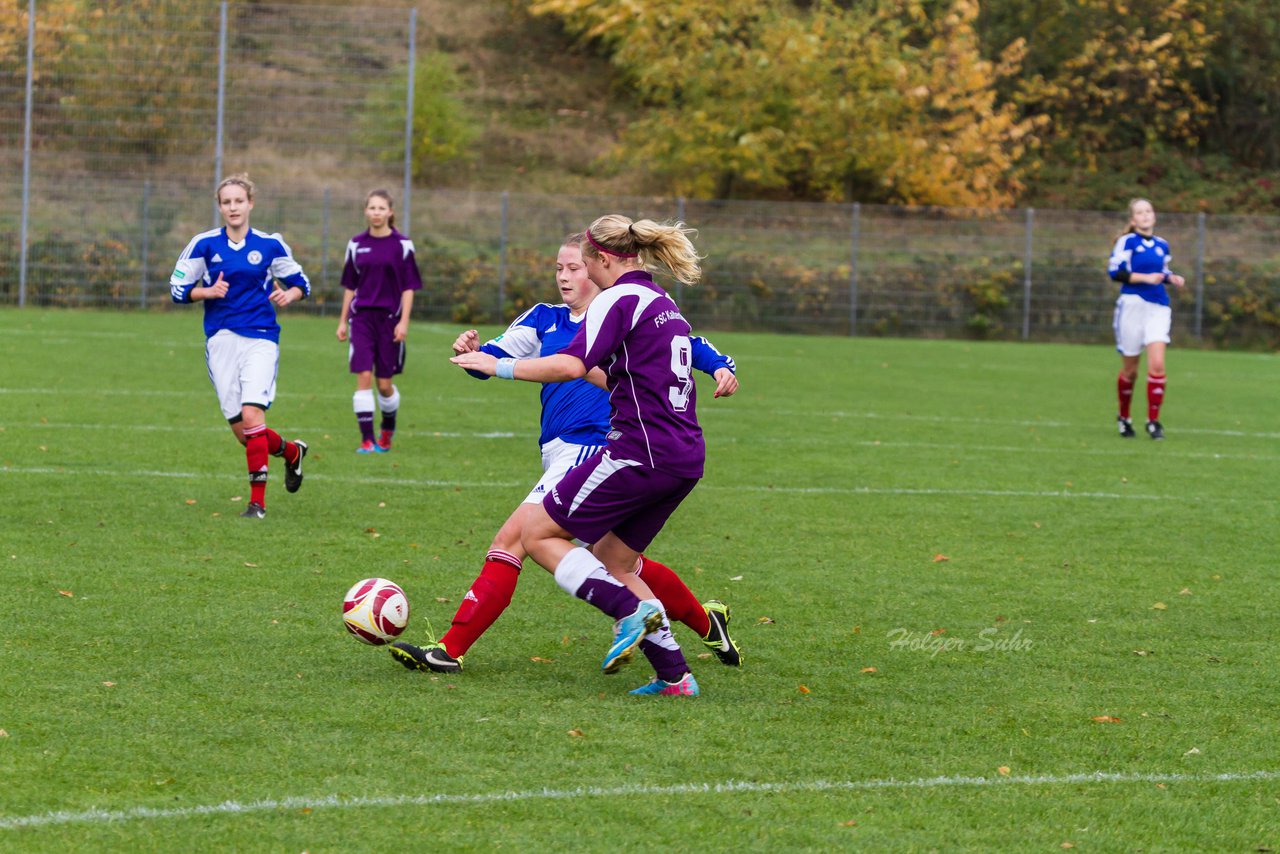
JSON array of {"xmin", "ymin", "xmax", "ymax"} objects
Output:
[
  {"xmin": 450, "ymin": 214, "xmax": 708, "ymax": 697},
  {"xmin": 336, "ymin": 189, "xmax": 423, "ymax": 452}
]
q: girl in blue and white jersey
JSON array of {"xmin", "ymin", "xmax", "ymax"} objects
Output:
[
  {"xmin": 170, "ymin": 174, "xmax": 311, "ymax": 518},
  {"xmin": 1107, "ymin": 198, "xmax": 1186, "ymax": 440}
]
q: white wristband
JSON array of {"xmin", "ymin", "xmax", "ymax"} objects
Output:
[{"xmin": 496, "ymin": 358, "xmax": 516, "ymax": 380}]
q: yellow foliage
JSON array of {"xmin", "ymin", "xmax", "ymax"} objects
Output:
[{"xmin": 528, "ymin": 0, "xmax": 1040, "ymax": 207}]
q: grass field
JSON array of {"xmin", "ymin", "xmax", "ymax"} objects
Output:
[{"xmin": 1, "ymin": 308, "xmax": 1278, "ymax": 851}]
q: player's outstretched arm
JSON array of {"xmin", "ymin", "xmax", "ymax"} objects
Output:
[{"xmin": 450, "ymin": 351, "xmax": 585, "ymax": 384}]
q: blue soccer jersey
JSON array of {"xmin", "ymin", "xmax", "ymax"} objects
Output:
[
  {"xmin": 170, "ymin": 227, "xmax": 311, "ymax": 342},
  {"xmin": 1108, "ymin": 232, "xmax": 1174, "ymax": 307},
  {"xmin": 467, "ymin": 301, "xmax": 735, "ymax": 448}
]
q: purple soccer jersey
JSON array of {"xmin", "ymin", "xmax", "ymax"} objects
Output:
[
  {"xmin": 341, "ymin": 228, "xmax": 423, "ymax": 314},
  {"xmin": 559, "ymin": 270, "xmax": 705, "ymax": 478}
]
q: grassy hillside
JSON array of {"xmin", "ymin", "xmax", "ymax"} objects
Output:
[{"xmin": 416, "ymin": 0, "xmax": 644, "ymax": 196}]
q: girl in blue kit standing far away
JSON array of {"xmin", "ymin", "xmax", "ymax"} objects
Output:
[{"xmin": 1107, "ymin": 198, "xmax": 1186, "ymax": 440}]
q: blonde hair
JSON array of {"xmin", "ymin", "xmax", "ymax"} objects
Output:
[
  {"xmin": 215, "ymin": 172, "xmax": 255, "ymax": 202},
  {"xmin": 583, "ymin": 215, "xmax": 703, "ymax": 285},
  {"xmin": 366, "ymin": 188, "xmax": 396, "ymax": 228}
]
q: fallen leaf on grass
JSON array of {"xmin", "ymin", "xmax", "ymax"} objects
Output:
[
  {"xmin": 852, "ymin": 625, "xmax": 861, "ymax": 633},
  {"xmin": 230, "ymin": 496, "xmax": 242, "ymax": 502},
  {"xmin": 930, "ymin": 628, "xmax": 946, "ymax": 636},
  {"xmin": 1184, "ymin": 747, "xmax": 1200, "ymax": 756},
  {"xmin": 797, "ymin": 685, "xmax": 811, "ymax": 694},
  {"xmin": 244, "ymin": 562, "xmax": 258, "ymax": 568},
  {"xmin": 434, "ymin": 597, "xmax": 450, "ymax": 603},
  {"xmin": 839, "ymin": 820, "xmax": 857, "ymax": 827},
  {"xmin": 1134, "ymin": 649, "xmax": 1153, "ymax": 656},
  {"xmin": 530, "ymin": 657, "xmax": 553, "ymax": 664},
  {"xmin": 299, "ymin": 807, "xmax": 312, "ymax": 815},
  {"xmin": 696, "ymin": 652, "xmax": 713, "ymax": 660},
  {"xmin": 729, "ymin": 575, "xmax": 744, "ymax": 581},
  {"xmin": 861, "ymin": 667, "xmax": 877, "ymax": 674},
  {"xmin": 0, "ymin": 729, "xmax": 9, "ymax": 738},
  {"xmin": 58, "ymin": 590, "xmax": 73, "ymax": 598},
  {"xmin": 757, "ymin": 616, "xmax": 775, "ymax": 624},
  {"xmin": 1091, "ymin": 715, "xmax": 1121, "ymax": 724},
  {"xmin": 931, "ymin": 554, "xmax": 949, "ymax": 563},
  {"xmin": 997, "ymin": 766, "xmax": 1011, "ymax": 776},
  {"xmin": 185, "ymin": 499, "xmax": 197, "ymax": 505},
  {"xmin": 1179, "ymin": 588, "xmax": 1192, "ymax": 595},
  {"xmin": 1152, "ymin": 602, "xmax": 1168, "ymax": 610},
  {"xmin": 1061, "ymin": 843, "xmax": 1075, "ymax": 850},
  {"xmin": 1156, "ymin": 783, "xmax": 1166, "ymax": 790},
  {"xmin": 567, "ymin": 728, "xmax": 585, "ymax": 738},
  {"xmin": 102, "ymin": 682, "xmax": 115, "ymax": 688}
]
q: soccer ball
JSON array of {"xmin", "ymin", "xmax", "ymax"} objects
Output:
[{"xmin": 342, "ymin": 577, "xmax": 410, "ymax": 645}]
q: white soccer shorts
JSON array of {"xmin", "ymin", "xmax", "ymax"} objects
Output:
[
  {"xmin": 205, "ymin": 330, "xmax": 279, "ymax": 420},
  {"xmin": 523, "ymin": 437, "xmax": 604, "ymax": 505},
  {"xmin": 1113, "ymin": 294, "xmax": 1172, "ymax": 357}
]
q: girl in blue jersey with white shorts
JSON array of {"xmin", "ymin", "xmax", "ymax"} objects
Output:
[
  {"xmin": 391, "ymin": 234, "xmax": 740, "ymax": 681},
  {"xmin": 450, "ymin": 216, "xmax": 716, "ymax": 697},
  {"xmin": 170, "ymin": 174, "xmax": 311, "ymax": 518},
  {"xmin": 1108, "ymin": 198, "xmax": 1186, "ymax": 440}
]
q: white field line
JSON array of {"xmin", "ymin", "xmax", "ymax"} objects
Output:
[
  {"xmin": 0, "ymin": 465, "xmax": 1233, "ymax": 502},
  {"xmin": 1, "ymin": 390, "xmax": 1275, "ymax": 438},
  {"xmin": 6, "ymin": 420, "xmax": 1279, "ymax": 458},
  {"xmin": 1, "ymin": 770, "xmax": 1277, "ymax": 831}
]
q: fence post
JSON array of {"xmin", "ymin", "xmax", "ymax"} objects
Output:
[
  {"xmin": 140, "ymin": 180, "xmax": 151, "ymax": 308},
  {"xmin": 212, "ymin": 0, "xmax": 228, "ymax": 225},
  {"xmin": 402, "ymin": 7, "xmax": 416, "ymax": 234},
  {"xmin": 849, "ymin": 202, "xmax": 861, "ymax": 336},
  {"xmin": 1022, "ymin": 207, "xmax": 1034, "ymax": 340},
  {"xmin": 497, "ymin": 191, "xmax": 509, "ymax": 322},
  {"xmin": 1194, "ymin": 212, "xmax": 1206, "ymax": 339},
  {"xmin": 18, "ymin": 0, "xmax": 35, "ymax": 309},
  {"xmin": 676, "ymin": 196, "xmax": 686, "ymax": 306},
  {"xmin": 321, "ymin": 187, "xmax": 331, "ymax": 294}
]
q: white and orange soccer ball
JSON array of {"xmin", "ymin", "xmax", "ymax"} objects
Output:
[{"xmin": 342, "ymin": 577, "xmax": 410, "ymax": 645}]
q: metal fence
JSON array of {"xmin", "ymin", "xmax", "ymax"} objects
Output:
[{"xmin": 4, "ymin": 2, "xmax": 1280, "ymax": 348}]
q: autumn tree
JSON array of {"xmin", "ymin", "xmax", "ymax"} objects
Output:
[
  {"xmin": 978, "ymin": 0, "xmax": 1213, "ymax": 165},
  {"xmin": 529, "ymin": 0, "xmax": 1039, "ymax": 207}
]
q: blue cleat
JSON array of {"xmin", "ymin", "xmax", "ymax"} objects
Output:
[
  {"xmin": 629, "ymin": 672, "xmax": 700, "ymax": 697},
  {"xmin": 602, "ymin": 602, "xmax": 663, "ymax": 674}
]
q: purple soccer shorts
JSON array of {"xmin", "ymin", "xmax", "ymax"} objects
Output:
[
  {"xmin": 348, "ymin": 310, "xmax": 405, "ymax": 377},
  {"xmin": 543, "ymin": 449, "xmax": 699, "ymax": 552}
]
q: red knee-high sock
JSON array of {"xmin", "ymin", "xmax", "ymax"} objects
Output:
[
  {"xmin": 244, "ymin": 426, "xmax": 269, "ymax": 506},
  {"xmin": 1117, "ymin": 374, "xmax": 1135, "ymax": 420},
  {"xmin": 440, "ymin": 550, "xmax": 522, "ymax": 659},
  {"xmin": 1147, "ymin": 374, "xmax": 1166, "ymax": 422},
  {"xmin": 264, "ymin": 428, "xmax": 299, "ymax": 464},
  {"xmin": 636, "ymin": 555, "xmax": 710, "ymax": 638}
]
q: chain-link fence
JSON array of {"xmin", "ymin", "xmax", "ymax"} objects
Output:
[{"xmin": 4, "ymin": 2, "xmax": 1280, "ymax": 349}]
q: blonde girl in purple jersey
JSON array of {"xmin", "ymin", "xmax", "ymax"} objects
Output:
[
  {"xmin": 450, "ymin": 215, "xmax": 709, "ymax": 697},
  {"xmin": 336, "ymin": 189, "xmax": 423, "ymax": 452}
]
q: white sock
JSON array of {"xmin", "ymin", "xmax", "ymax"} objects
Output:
[
  {"xmin": 353, "ymin": 388, "xmax": 375, "ymax": 413},
  {"xmin": 553, "ymin": 546, "xmax": 617, "ymax": 597},
  {"xmin": 377, "ymin": 386, "xmax": 400, "ymax": 415}
]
